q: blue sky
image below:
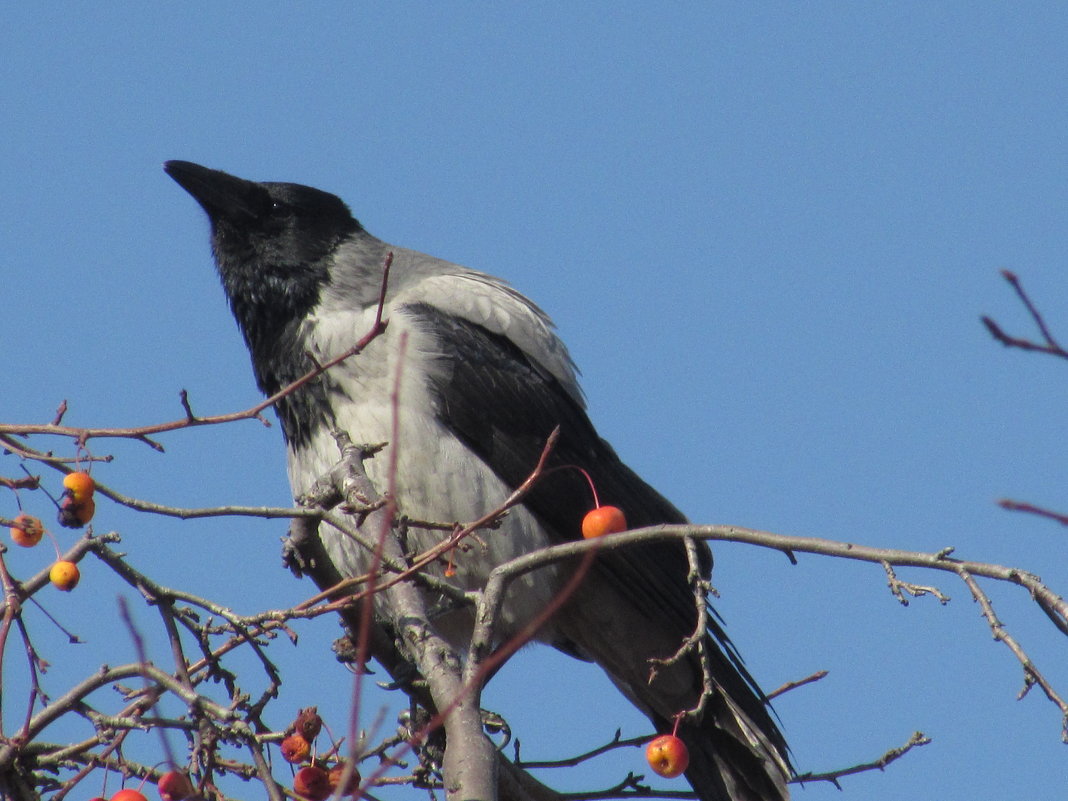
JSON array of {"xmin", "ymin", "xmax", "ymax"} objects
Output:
[{"xmin": 4, "ymin": 4, "xmax": 1068, "ymax": 800}]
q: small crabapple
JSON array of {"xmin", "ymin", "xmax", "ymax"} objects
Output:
[
  {"xmin": 294, "ymin": 706, "xmax": 322, "ymax": 741},
  {"xmin": 111, "ymin": 789, "xmax": 149, "ymax": 801},
  {"xmin": 328, "ymin": 761, "xmax": 361, "ymax": 796},
  {"xmin": 645, "ymin": 733, "xmax": 689, "ymax": 778},
  {"xmin": 75, "ymin": 496, "xmax": 96, "ymax": 524},
  {"xmin": 63, "ymin": 471, "xmax": 95, "ymax": 503},
  {"xmin": 280, "ymin": 733, "xmax": 311, "ymax": 764},
  {"xmin": 10, "ymin": 513, "xmax": 44, "ymax": 547},
  {"xmin": 581, "ymin": 505, "xmax": 627, "ymax": 539},
  {"xmin": 157, "ymin": 770, "xmax": 194, "ymax": 801},
  {"xmin": 293, "ymin": 765, "xmax": 331, "ymax": 801},
  {"xmin": 328, "ymin": 764, "xmax": 363, "ymax": 798},
  {"xmin": 49, "ymin": 560, "xmax": 80, "ymax": 591},
  {"xmin": 57, "ymin": 494, "xmax": 95, "ymax": 528}
]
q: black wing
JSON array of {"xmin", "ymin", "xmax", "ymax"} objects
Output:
[{"xmin": 405, "ymin": 302, "xmax": 778, "ymax": 707}]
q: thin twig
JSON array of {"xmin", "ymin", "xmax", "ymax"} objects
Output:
[
  {"xmin": 998, "ymin": 498, "xmax": 1068, "ymax": 527},
  {"xmin": 767, "ymin": 670, "xmax": 829, "ymax": 701},
  {"xmin": 981, "ymin": 270, "xmax": 1068, "ymax": 359},
  {"xmin": 793, "ymin": 731, "xmax": 931, "ymax": 788}
]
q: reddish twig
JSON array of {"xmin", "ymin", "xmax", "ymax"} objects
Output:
[
  {"xmin": 0, "ymin": 252, "xmax": 393, "ymax": 450},
  {"xmin": 998, "ymin": 498, "xmax": 1068, "ymax": 527},
  {"xmin": 348, "ymin": 326, "xmax": 407, "ymax": 767},
  {"xmin": 981, "ymin": 270, "xmax": 1068, "ymax": 359}
]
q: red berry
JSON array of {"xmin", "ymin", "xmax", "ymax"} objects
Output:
[
  {"xmin": 293, "ymin": 765, "xmax": 331, "ymax": 801},
  {"xmin": 328, "ymin": 761, "xmax": 361, "ymax": 795},
  {"xmin": 157, "ymin": 770, "xmax": 194, "ymax": 801},
  {"xmin": 646, "ymin": 733, "xmax": 689, "ymax": 778},
  {"xmin": 581, "ymin": 505, "xmax": 627, "ymax": 539},
  {"xmin": 49, "ymin": 560, "xmax": 80, "ymax": 591},
  {"xmin": 10, "ymin": 513, "xmax": 44, "ymax": 547},
  {"xmin": 280, "ymin": 733, "xmax": 311, "ymax": 764},
  {"xmin": 111, "ymin": 789, "xmax": 149, "ymax": 801}
]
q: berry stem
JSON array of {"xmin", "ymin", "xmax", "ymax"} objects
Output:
[
  {"xmin": 544, "ymin": 464, "xmax": 602, "ymax": 508},
  {"xmin": 670, "ymin": 711, "xmax": 684, "ymax": 737},
  {"xmin": 45, "ymin": 529, "xmax": 63, "ymax": 560}
]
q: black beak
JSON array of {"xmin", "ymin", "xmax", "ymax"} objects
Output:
[{"xmin": 164, "ymin": 160, "xmax": 270, "ymax": 222}]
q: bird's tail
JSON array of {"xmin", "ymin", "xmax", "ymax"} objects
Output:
[
  {"xmin": 670, "ymin": 680, "xmax": 791, "ymax": 801},
  {"xmin": 622, "ymin": 628, "xmax": 791, "ymax": 801},
  {"xmin": 557, "ymin": 579, "xmax": 791, "ymax": 801}
]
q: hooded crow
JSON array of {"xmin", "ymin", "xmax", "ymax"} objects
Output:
[{"xmin": 164, "ymin": 160, "xmax": 791, "ymax": 801}]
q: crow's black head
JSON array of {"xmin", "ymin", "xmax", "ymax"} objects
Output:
[
  {"xmin": 164, "ymin": 161, "xmax": 359, "ymax": 330},
  {"xmin": 165, "ymin": 160, "xmax": 361, "ymax": 444}
]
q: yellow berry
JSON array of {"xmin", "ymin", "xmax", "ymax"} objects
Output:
[{"xmin": 49, "ymin": 560, "xmax": 80, "ymax": 591}]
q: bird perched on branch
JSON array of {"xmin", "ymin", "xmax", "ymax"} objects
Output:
[{"xmin": 165, "ymin": 160, "xmax": 791, "ymax": 801}]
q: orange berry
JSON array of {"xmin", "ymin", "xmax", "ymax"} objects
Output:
[
  {"xmin": 328, "ymin": 761, "xmax": 361, "ymax": 796},
  {"xmin": 581, "ymin": 505, "xmax": 627, "ymax": 539},
  {"xmin": 280, "ymin": 733, "xmax": 311, "ymax": 764},
  {"xmin": 294, "ymin": 706, "xmax": 322, "ymax": 741},
  {"xmin": 157, "ymin": 771, "xmax": 194, "ymax": 801},
  {"xmin": 75, "ymin": 496, "xmax": 96, "ymax": 524},
  {"xmin": 10, "ymin": 513, "xmax": 44, "ymax": 547},
  {"xmin": 63, "ymin": 471, "xmax": 95, "ymax": 503},
  {"xmin": 293, "ymin": 765, "xmax": 331, "ymax": 801},
  {"xmin": 57, "ymin": 495, "xmax": 95, "ymax": 528},
  {"xmin": 646, "ymin": 733, "xmax": 689, "ymax": 778},
  {"xmin": 49, "ymin": 560, "xmax": 80, "ymax": 592},
  {"xmin": 111, "ymin": 790, "xmax": 148, "ymax": 801}
]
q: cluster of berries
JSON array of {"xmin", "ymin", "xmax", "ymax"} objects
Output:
[
  {"xmin": 86, "ymin": 768, "xmax": 194, "ymax": 801},
  {"xmin": 279, "ymin": 707, "xmax": 361, "ymax": 800},
  {"xmin": 8, "ymin": 471, "xmax": 99, "ymax": 591},
  {"xmin": 63, "ymin": 476, "xmax": 684, "ymax": 794},
  {"xmin": 57, "ymin": 469, "xmax": 97, "ymax": 528},
  {"xmin": 81, "ymin": 709, "xmax": 359, "ymax": 800}
]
